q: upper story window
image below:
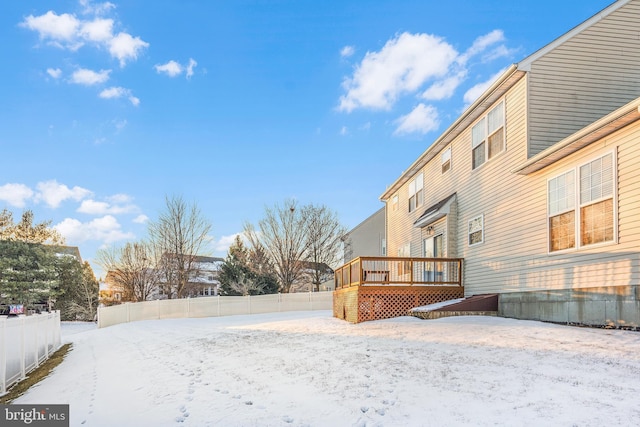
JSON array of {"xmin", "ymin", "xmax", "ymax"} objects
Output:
[
  {"xmin": 548, "ymin": 152, "xmax": 615, "ymax": 253},
  {"xmin": 472, "ymin": 101, "xmax": 505, "ymax": 169},
  {"xmin": 441, "ymin": 147, "xmax": 451, "ymax": 173},
  {"xmin": 408, "ymin": 173, "xmax": 424, "ymax": 213},
  {"xmin": 391, "ymin": 194, "xmax": 399, "ymax": 212},
  {"xmin": 468, "ymin": 214, "xmax": 484, "ymax": 246}
]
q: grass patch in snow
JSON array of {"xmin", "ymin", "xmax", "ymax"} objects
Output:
[{"xmin": 0, "ymin": 343, "xmax": 72, "ymax": 404}]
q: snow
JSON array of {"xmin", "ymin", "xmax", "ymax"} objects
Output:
[
  {"xmin": 14, "ymin": 311, "xmax": 640, "ymax": 426},
  {"xmin": 410, "ymin": 298, "xmax": 466, "ymax": 312}
]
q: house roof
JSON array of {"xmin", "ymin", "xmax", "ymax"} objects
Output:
[
  {"xmin": 51, "ymin": 245, "xmax": 82, "ymax": 262},
  {"xmin": 512, "ymin": 97, "xmax": 640, "ymax": 175},
  {"xmin": 379, "ymin": 0, "xmax": 630, "ymax": 201},
  {"xmin": 413, "ymin": 193, "xmax": 457, "ymax": 228}
]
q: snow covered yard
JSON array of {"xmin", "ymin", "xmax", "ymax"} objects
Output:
[{"xmin": 14, "ymin": 311, "xmax": 640, "ymax": 427}]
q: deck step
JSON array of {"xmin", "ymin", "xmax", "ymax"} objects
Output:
[{"xmin": 408, "ymin": 293, "xmax": 498, "ymax": 320}]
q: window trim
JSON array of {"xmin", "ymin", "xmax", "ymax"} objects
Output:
[
  {"xmin": 547, "ymin": 150, "xmax": 617, "ymax": 255},
  {"xmin": 391, "ymin": 194, "xmax": 399, "ymax": 212},
  {"xmin": 468, "ymin": 214, "xmax": 484, "ymax": 247},
  {"xmin": 408, "ymin": 172, "xmax": 424, "ymax": 213},
  {"xmin": 471, "ymin": 101, "xmax": 505, "ymax": 170},
  {"xmin": 441, "ymin": 147, "xmax": 451, "ymax": 174}
]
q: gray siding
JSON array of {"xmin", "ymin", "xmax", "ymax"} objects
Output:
[
  {"xmin": 343, "ymin": 207, "xmax": 385, "ymax": 263},
  {"xmin": 528, "ymin": 0, "xmax": 640, "ymax": 156}
]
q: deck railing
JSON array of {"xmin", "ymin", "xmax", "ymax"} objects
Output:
[{"xmin": 335, "ymin": 256, "xmax": 463, "ymax": 289}]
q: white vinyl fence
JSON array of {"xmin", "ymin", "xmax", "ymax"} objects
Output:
[
  {"xmin": 1, "ymin": 311, "xmax": 62, "ymax": 395},
  {"xmin": 98, "ymin": 292, "xmax": 333, "ymax": 328}
]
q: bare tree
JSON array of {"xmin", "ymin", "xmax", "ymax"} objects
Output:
[
  {"xmin": 302, "ymin": 204, "xmax": 347, "ymax": 291},
  {"xmin": 244, "ymin": 199, "xmax": 309, "ymax": 293},
  {"xmin": 96, "ymin": 241, "xmax": 159, "ymax": 302},
  {"xmin": 148, "ymin": 195, "xmax": 213, "ymax": 298}
]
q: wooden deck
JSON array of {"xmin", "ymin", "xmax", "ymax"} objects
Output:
[{"xmin": 333, "ymin": 257, "xmax": 464, "ymax": 323}]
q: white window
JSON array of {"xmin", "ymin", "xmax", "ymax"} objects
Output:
[
  {"xmin": 548, "ymin": 152, "xmax": 615, "ymax": 252},
  {"xmin": 441, "ymin": 147, "xmax": 451, "ymax": 173},
  {"xmin": 391, "ymin": 194, "xmax": 398, "ymax": 212},
  {"xmin": 468, "ymin": 215, "xmax": 484, "ymax": 246},
  {"xmin": 548, "ymin": 170, "xmax": 576, "ymax": 251},
  {"xmin": 472, "ymin": 101, "xmax": 505, "ymax": 169},
  {"xmin": 381, "ymin": 238, "xmax": 386, "ymax": 256},
  {"xmin": 408, "ymin": 173, "xmax": 424, "ymax": 212},
  {"xmin": 397, "ymin": 243, "xmax": 411, "ymax": 276}
]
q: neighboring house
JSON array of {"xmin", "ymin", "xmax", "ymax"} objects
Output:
[
  {"xmin": 101, "ymin": 255, "xmax": 223, "ymax": 304},
  {"xmin": 290, "ymin": 261, "xmax": 335, "ymax": 292},
  {"xmin": 377, "ymin": 0, "xmax": 640, "ymax": 327},
  {"xmin": 341, "ymin": 207, "xmax": 386, "ymax": 264},
  {"xmin": 181, "ymin": 255, "xmax": 224, "ymax": 297},
  {"xmin": 51, "ymin": 245, "xmax": 82, "ymax": 262}
]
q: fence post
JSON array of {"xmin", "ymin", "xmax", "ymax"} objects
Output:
[
  {"xmin": 35, "ymin": 315, "xmax": 41, "ymax": 368},
  {"xmin": 157, "ymin": 299, "xmax": 161, "ymax": 320},
  {"xmin": 19, "ymin": 317, "xmax": 26, "ymax": 381}
]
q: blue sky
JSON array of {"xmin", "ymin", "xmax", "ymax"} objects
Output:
[{"xmin": 0, "ymin": 0, "xmax": 613, "ymax": 278}]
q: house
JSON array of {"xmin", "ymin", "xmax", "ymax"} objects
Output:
[
  {"xmin": 341, "ymin": 207, "xmax": 386, "ymax": 264},
  {"xmin": 336, "ymin": 0, "xmax": 640, "ymax": 326},
  {"xmin": 181, "ymin": 255, "xmax": 224, "ymax": 297},
  {"xmin": 289, "ymin": 261, "xmax": 335, "ymax": 292},
  {"xmin": 100, "ymin": 255, "xmax": 223, "ymax": 304}
]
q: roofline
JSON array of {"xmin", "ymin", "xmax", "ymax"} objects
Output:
[
  {"xmin": 380, "ymin": 64, "xmax": 523, "ymax": 201},
  {"xmin": 518, "ymin": 0, "xmax": 629, "ymax": 71},
  {"xmin": 343, "ymin": 206, "xmax": 385, "ymax": 238},
  {"xmin": 512, "ymin": 97, "xmax": 640, "ymax": 175}
]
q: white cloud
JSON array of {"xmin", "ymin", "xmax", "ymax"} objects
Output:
[
  {"xmin": 46, "ymin": 68, "xmax": 62, "ymax": 79},
  {"xmin": 55, "ymin": 215, "xmax": 135, "ymax": 244},
  {"xmin": 463, "ymin": 67, "xmax": 509, "ymax": 106},
  {"xmin": 0, "ymin": 183, "xmax": 34, "ymax": 208},
  {"xmin": 338, "ymin": 32, "xmax": 457, "ymax": 112},
  {"xmin": 393, "ymin": 103, "xmax": 440, "ymax": 136},
  {"xmin": 155, "ymin": 58, "xmax": 198, "ymax": 79},
  {"xmin": 459, "ymin": 30, "xmax": 505, "ymax": 65},
  {"xmin": 186, "ymin": 58, "xmax": 197, "ymax": 79},
  {"xmin": 132, "ymin": 214, "xmax": 149, "ymax": 224},
  {"xmin": 77, "ymin": 194, "xmax": 139, "ymax": 215},
  {"xmin": 21, "ymin": 8, "xmax": 148, "ymax": 68},
  {"xmin": 80, "ymin": 18, "xmax": 113, "ymax": 42},
  {"xmin": 20, "ymin": 11, "xmax": 80, "ymax": 44},
  {"xmin": 339, "ymin": 126, "xmax": 348, "ymax": 136},
  {"xmin": 155, "ymin": 60, "xmax": 182, "ymax": 77},
  {"xmin": 421, "ymin": 71, "xmax": 467, "ymax": 101},
  {"xmin": 80, "ymin": 0, "xmax": 116, "ymax": 16},
  {"xmin": 214, "ymin": 233, "xmax": 243, "ymax": 255},
  {"xmin": 99, "ymin": 86, "xmax": 139, "ymax": 106},
  {"xmin": 36, "ymin": 180, "xmax": 92, "ymax": 208},
  {"xmin": 71, "ymin": 68, "xmax": 110, "ymax": 85},
  {"xmin": 109, "ymin": 32, "xmax": 149, "ymax": 67},
  {"xmin": 340, "ymin": 45, "xmax": 355, "ymax": 58}
]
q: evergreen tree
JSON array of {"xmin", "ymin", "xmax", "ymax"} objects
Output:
[
  {"xmin": 219, "ymin": 236, "xmax": 278, "ymax": 296},
  {"xmin": 55, "ymin": 258, "xmax": 99, "ymax": 321},
  {"xmin": 0, "ymin": 240, "xmax": 59, "ymax": 309}
]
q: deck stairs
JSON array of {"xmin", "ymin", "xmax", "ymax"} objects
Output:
[{"xmin": 409, "ymin": 293, "xmax": 498, "ymax": 320}]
